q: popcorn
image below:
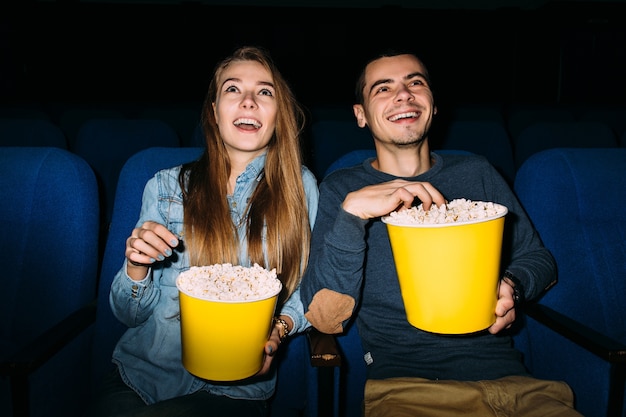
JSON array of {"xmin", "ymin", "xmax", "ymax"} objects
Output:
[
  {"xmin": 383, "ymin": 198, "xmax": 507, "ymax": 225},
  {"xmin": 176, "ymin": 263, "xmax": 282, "ymax": 301}
]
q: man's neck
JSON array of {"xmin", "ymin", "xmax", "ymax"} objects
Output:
[{"xmin": 373, "ymin": 142, "xmax": 432, "ymax": 177}]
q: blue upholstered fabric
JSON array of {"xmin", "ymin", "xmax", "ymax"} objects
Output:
[
  {"xmin": 514, "ymin": 147, "xmax": 626, "ymax": 417},
  {"xmin": 0, "ymin": 147, "xmax": 100, "ymax": 417},
  {"xmin": 324, "ymin": 149, "xmax": 376, "ymax": 178}
]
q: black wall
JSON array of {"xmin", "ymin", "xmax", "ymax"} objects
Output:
[{"xmin": 1, "ymin": 1, "xmax": 625, "ymax": 112}]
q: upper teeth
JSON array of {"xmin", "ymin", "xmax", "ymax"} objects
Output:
[
  {"xmin": 389, "ymin": 112, "xmax": 417, "ymax": 121},
  {"xmin": 234, "ymin": 118, "xmax": 261, "ymax": 128}
]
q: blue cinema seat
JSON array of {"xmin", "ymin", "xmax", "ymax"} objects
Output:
[
  {"xmin": 514, "ymin": 147, "xmax": 626, "ymax": 417},
  {"xmin": 0, "ymin": 147, "xmax": 100, "ymax": 417}
]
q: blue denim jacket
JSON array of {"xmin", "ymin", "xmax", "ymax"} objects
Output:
[{"xmin": 109, "ymin": 153, "xmax": 319, "ymax": 404}]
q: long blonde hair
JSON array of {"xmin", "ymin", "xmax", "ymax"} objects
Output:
[{"xmin": 179, "ymin": 46, "xmax": 311, "ymax": 306}]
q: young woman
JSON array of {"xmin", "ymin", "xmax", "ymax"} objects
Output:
[{"xmin": 88, "ymin": 45, "xmax": 318, "ymax": 417}]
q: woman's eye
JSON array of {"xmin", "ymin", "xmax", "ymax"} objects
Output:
[
  {"xmin": 225, "ymin": 85, "xmax": 238, "ymax": 93},
  {"xmin": 259, "ymin": 88, "xmax": 274, "ymax": 97}
]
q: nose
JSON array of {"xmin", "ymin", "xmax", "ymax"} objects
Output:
[
  {"xmin": 241, "ymin": 92, "xmax": 257, "ymax": 108},
  {"xmin": 395, "ymin": 85, "xmax": 414, "ymax": 102}
]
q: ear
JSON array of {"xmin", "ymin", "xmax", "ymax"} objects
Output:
[
  {"xmin": 212, "ymin": 102, "xmax": 218, "ymax": 121},
  {"xmin": 353, "ymin": 104, "xmax": 367, "ymax": 128}
]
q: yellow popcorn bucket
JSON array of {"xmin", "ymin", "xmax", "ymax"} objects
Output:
[
  {"xmin": 177, "ymin": 279, "xmax": 281, "ymax": 381},
  {"xmin": 382, "ymin": 208, "xmax": 507, "ymax": 334}
]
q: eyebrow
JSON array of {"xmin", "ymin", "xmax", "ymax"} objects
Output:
[
  {"xmin": 406, "ymin": 71, "xmax": 428, "ymax": 82},
  {"xmin": 222, "ymin": 78, "xmax": 275, "ymax": 89},
  {"xmin": 368, "ymin": 78, "xmax": 393, "ymax": 96}
]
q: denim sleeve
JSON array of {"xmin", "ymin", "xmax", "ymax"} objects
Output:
[
  {"xmin": 277, "ymin": 167, "xmax": 319, "ymax": 334},
  {"xmin": 303, "ymin": 166, "xmax": 319, "ymax": 229},
  {"xmin": 109, "ymin": 175, "xmax": 165, "ymax": 327},
  {"xmin": 279, "ymin": 285, "xmax": 310, "ymax": 334}
]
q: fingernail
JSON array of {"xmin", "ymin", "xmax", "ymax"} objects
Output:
[
  {"xmin": 170, "ymin": 238, "xmax": 179, "ymax": 246},
  {"xmin": 157, "ymin": 254, "xmax": 165, "ymax": 261},
  {"xmin": 164, "ymin": 248, "xmax": 172, "ymax": 256},
  {"xmin": 149, "ymin": 258, "xmax": 156, "ymax": 263},
  {"xmin": 268, "ymin": 345, "xmax": 273, "ymax": 353}
]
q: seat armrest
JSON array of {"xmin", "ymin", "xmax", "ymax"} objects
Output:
[
  {"xmin": 524, "ymin": 302, "xmax": 626, "ymax": 417},
  {"xmin": 306, "ymin": 327, "xmax": 342, "ymax": 367},
  {"xmin": 0, "ymin": 299, "xmax": 97, "ymax": 417},
  {"xmin": 0, "ymin": 299, "xmax": 97, "ymax": 375},
  {"xmin": 524, "ymin": 302, "xmax": 626, "ymax": 364}
]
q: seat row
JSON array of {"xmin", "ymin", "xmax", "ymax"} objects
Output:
[
  {"xmin": 2, "ymin": 145, "xmax": 625, "ymax": 417},
  {"xmin": 0, "ymin": 102, "xmax": 204, "ymax": 148},
  {"xmin": 309, "ymin": 116, "xmax": 626, "ymax": 185},
  {"xmin": 3, "ymin": 101, "xmax": 626, "ymax": 182}
]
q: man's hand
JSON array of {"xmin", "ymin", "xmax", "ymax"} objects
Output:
[
  {"xmin": 488, "ymin": 280, "xmax": 516, "ymax": 334},
  {"xmin": 342, "ymin": 179, "xmax": 445, "ymax": 220}
]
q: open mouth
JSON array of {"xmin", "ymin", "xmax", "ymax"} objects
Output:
[
  {"xmin": 388, "ymin": 112, "xmax": 419, "ymax": 122},
  {"xmin": 234, "ymin": 118, "xmax": 262, "ymax": 129}
]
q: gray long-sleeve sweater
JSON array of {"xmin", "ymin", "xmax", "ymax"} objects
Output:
[{"xmin": 301, "ymin": 152, "xmax": 556, "ymax": 381}]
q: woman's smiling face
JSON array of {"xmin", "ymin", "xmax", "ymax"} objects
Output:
[{"xmin": 212, "ymin": 60, "xmax": 277, "ymax": 158}]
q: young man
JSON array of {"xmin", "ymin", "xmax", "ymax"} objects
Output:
[{"xmin": 300, "ymin": 51, "xmax": 582, "ymax": 416}]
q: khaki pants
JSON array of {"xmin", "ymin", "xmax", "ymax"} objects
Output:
[{"xmin": 364, "ymin": 375, "xmax": 584, "ymax": 417}]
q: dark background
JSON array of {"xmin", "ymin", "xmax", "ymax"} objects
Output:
[{"xmin": 1, "ymin": 0, "xmax": 625, "ymax": 115}]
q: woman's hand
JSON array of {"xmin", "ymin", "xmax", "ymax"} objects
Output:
[
  {"xmin": 125, "ymin": 221, "xmax": 180, "ymax": 280},
  {"xmin": 256, "ymin": 316, "xmax": 293, "ymax": 376}
]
